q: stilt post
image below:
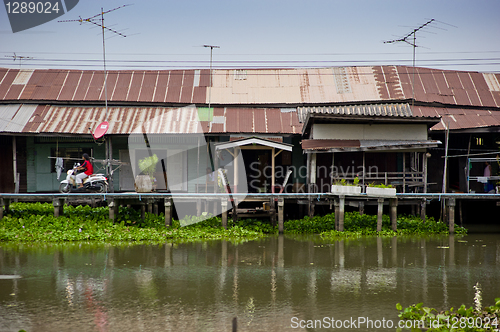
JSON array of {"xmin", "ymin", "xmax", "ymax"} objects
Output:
[
  {"xmin": 278, "ymin": 197, "xmax": 284, "ymax": 234},
  {"xmin": 53, "ymin": 198, "xmax": 64, "ymax": 218},
  {"xmin": 447, "ymin": 197, "xmax": 455, "ymax": 234},
  {"xmin": 390, "ymin": 198, "xmax": 398, "ymax": 231},
  {"xmin": 338, "ymin": 195, "xmax": 345, "ymax": 232},
  {"xmin": 334, "ymin": 197, "xmax": 340, "ymax": 231},
  {"xmin": 221, "ymin": 199, "xmax": 228, "ymax": 229},
  {"xmin": 164, "ymin": 197, "xmax": 172, "ymax": 227},
  {"xmin": 377, "ymin": 198, "xmax": 384, "ymax": 232},
  {"xmin": 420, "ymin": 198, "xmax": 426, "ymax": 221}
]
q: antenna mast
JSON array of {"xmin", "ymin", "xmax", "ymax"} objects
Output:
[
  {"xmin": 60, "ymin": 5, "xmax": 130, "ymax": 193},
  {"xmin": 5, "ymin": 53, "xmax": 33, "ymax": 69},
  {"xmin": 59, "ymin": 5, "xmax": 129, "ymax": 122},
  {"xmin": 384, "ymin": 19, "xmax": 435, "ymax": 108}
]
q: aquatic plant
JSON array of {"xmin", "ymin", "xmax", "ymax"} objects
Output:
[
  {"xmin": 396, "ymin": 285, "xmax": 500, "ymax": 331},
  {"xmin": 0, "ymin": 203, "xmax": 467, "ymax": 243}
]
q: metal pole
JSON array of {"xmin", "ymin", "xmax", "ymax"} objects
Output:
[
  {"xmin": 442, "ymin": 121, "xmax": 450, "ymax": 193},
  {"xmin": 204, "ymin": 45, "xmax": 219, "ymax": 109}
]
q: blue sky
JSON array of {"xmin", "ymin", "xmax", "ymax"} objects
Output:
[{"xmin": 1, "ymin": 0, "xmax": 499, "ymax": 72}]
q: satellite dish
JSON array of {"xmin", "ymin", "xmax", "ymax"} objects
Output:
[{"xmin": 93, "ymin": 121, "xmax": 109, "ymax": 139}]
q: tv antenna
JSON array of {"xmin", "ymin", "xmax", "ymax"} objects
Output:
[
  {"xmin": 384, "ymin": 19, "xmax": 436, "ymax": 107},
  {"xmin": 60, "ymin": 5, "xmax": 131, "ymax": 193},
  {"xmin": 59, "ymin": 4, "xmax": 130, "ymax": 122},
  {"xmin": 5, "ymin": 53, "xmax": 33, "ymax": 69}
]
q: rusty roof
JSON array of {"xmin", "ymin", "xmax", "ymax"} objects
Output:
[
  {"xmin": 0, "ymin": 104, "xmax": 302, "ymax": 135},
  {"xmin": 1, "ymin": 66, "xmax": 499, "ymax": 108},
  {"xmin": 414, "ymin": 106, "xmax": 500, "ymax": 131},
  {"xmin": 297, "ymin": 103, "xmax": 431, "ymax": 122}
]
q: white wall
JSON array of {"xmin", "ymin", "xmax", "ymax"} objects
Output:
[{"xmin": 312, "ymin": 123, "xmax": 428, "ymax": 140}]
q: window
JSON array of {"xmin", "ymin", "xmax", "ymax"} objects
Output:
[{"xmin": 51, "ymin": 147, "xmax": 93, "ymax": 173}]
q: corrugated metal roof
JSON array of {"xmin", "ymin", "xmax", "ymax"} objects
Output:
[
  {"xmin": 0, "ymin": 104, "xmax": 37, "ymax": 132},
  {"xmin": 1, "ymin": 66, "xmax": 499, "ymax": 108},
  {"xmin": 297, "ymin": 103, "xmax": 431, "ymax": 122},
  {"xmin": 6, "ymin": 105, "xmax": 302, "ymax": 135},
  {"xmin": 415, "ymin": 106, "xmax": 500, "ymax": 130}
]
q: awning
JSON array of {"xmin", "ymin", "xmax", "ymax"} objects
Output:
[
  {"xmin": 215, "ymin": 137, "xmax": 293, "ymax": 151},
  {"xmin": 301, "ymin": 139, "xmax": 440, "ymax": 153}
]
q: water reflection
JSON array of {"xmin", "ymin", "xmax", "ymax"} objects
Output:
[{"xmin": 1, "ymin": 234, "xmax": 500, "ymax": 331}]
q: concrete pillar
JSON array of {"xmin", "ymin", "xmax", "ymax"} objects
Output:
[
  {"xmin": 377, "ymin": 198, "xmax": 384, "ymax": 232},
  {"xmin": 334, "ymin": 198, "xmax": 340, "ymax": 231},
  {"xmin": 108, "ymin": 198, "xmax": 116, "ymax": 220},
  {"xmin": 338, "ymin": 195, "xmax": 345, "ymax": 232},
  {"xmin": 164, "ymin": 197, "xmax": 172, "ymax": 227},
  {"xmin": 447, "ymin": 198, "xmax": 455, "ymax": 234},
  {"xmin": 390, "ymin": 198, "xmax": 398, "ymax": 231},
  {"xmin": 278, "ymin": 197, "xmax": 284, "ymax": 234},
  {"xmin": 221, "ymin": 200, "xmax": 228, "ymax": 229},
  {"xmin": 53, "ymin": 198, "xmax": 64, "ymax": 218},
  {"xmin": 153, "ymin": 201, "xmax": 159, "ymax": 215}
]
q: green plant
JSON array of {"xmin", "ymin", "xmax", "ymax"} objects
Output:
[
  {"xmin": 333, "ymin": 177, "xmax": 360, "ymax": 187},
  {"xmin": 138, "ymin": 154, "xmax": 158, "ymax": 180},
  {"xmin": 367, "ymin": 182, "xmax": 393, "ymax": 188}
]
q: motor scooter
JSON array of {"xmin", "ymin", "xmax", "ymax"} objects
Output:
[{"xmin": 59, "ymin": 163, "xmax": 108, "ymax": 193}]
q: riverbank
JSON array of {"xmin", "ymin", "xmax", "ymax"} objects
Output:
[{"xmin": 0, "ymin": 202, "xmax": 467, "ymax": 243}]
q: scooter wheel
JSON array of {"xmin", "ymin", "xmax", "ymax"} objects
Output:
[
  {"xmin": 95, "ymin": 183, "xmax": 107, "ymax": 193},
  {"xmin": 59, "ymin": 183, "xmax": 72, "ymax": 193}
]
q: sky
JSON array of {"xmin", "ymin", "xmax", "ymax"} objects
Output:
[{"xmin": 0, "ymin": 0, "xmax": 499, "ymax": 72}]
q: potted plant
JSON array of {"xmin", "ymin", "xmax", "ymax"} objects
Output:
[
  {"xmin": 366, "ymin": 183, "xmax": 396, "ymax": 197},
  {"xmin": 135, "ymin": 154, "xmax": 158, "ymax": 193},
  {"xmin": 331, "ymin": 177, "xmax": 361, "ymax": 195}
]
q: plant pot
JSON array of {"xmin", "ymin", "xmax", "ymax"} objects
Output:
[
  {"xmin": 366, "ymin": 187, "xmax": 396, "ymax": 197},
  {"xmin": 331, "ymin": 185, "xmax": 361, "ymax": 195},
  {"xmin": 135, "ymin": 175, "xmax": 153, "ymax": 193}
]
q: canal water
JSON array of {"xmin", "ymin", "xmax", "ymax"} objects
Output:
[{"xmin": 1, "ymin": 234, "xmax": 499, "ymax": 331}]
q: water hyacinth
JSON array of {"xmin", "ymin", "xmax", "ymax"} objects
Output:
[{"xmin": 0, "ymin": 202, "xmax": 467, "ymax": 243}]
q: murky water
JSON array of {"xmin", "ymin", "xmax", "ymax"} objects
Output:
[{"xmin": 1, "ymin": 234, "xmax": 499, "ymax": 331}]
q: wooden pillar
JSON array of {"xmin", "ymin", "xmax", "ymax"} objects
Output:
[
  {"xmin": 0, "ymin": 198, "xmax": 8, "ymax": 219},
  {"xmin": 377, "ymin": 198, "xmax": 384, "ymax": 232},
  {"xmin": 221, "ymin": 200, "xmax": 228, "ymax": 229},
  {"xmin": 423, "ymin": 152, "xmax": 428, "ymax": 193},
  {"xmin": 420, "ymin": 198, "xmax": 426, "ymax": 221},
  {"xmin": 147, "ymin": 200, "xmax": 153, "ymax": 214},
  {"xmin": 447, "ymin": 198, "xmax": 455, "ymax": 234},
  {"xmin": 309, "ymin": 201, "xmax": 315, "ymax": 218},
  {"xmin": 164, "ymin": 197, "xmax": 172, "ymax": 227},
  {"xmin": 338, "ymin": 195, "xmax": 345, "ymax": 232},
  {"xmin": 278, "ymin": 197, "xmax": 284, "ymax": 234},
  {"xmin": 358, "ymin": 201, "xmax": 364, "ymax": 215},
  {"xmin": 153, "ymin": 201, "xmax": 159, "ymax": 215},
  {"xmin": 141, "ymin": 203, "xmax": 146, "ymax": 221},
  {"xmin": 271, "ymin": 147, "xmax": 275, "ymax": 192},
  {"xmin": 390, "ymin": 198, "xmax": 398, "ymax": 231},
  {"xmin": 53, "ymin": 198, "xmax": 64, "ymax": 218},
  {"xmin": 402, "ymin": 152, "xmax": 406, "ymax": 193}
]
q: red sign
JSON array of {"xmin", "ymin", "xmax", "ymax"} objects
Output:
[{"xmin": 93, "ymin": 121, "xmax": 109, "ymax": 139}]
